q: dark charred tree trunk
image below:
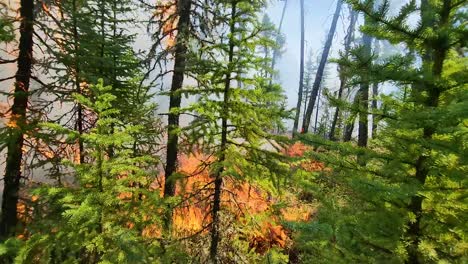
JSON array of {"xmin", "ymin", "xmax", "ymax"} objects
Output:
[
  {"xmin": 72, "ymin": 0, "xmax": 84, "ymax": 164},
  {"xmin": 357, "ymin": 34, "xmax": 372, "ymax": 148},
  {"xmin": 329, "ymin": 9, "xmax": 357, "ymax": 140},
  {"xmin": 0, "ymin": 0, "xmax": 34, "ymax": 239},
  {"xmin": 371, "ymin": 40, "xmax": 380, "ymax": 138},
  {"xmin": 210, "ymin": 3, "xmax": 236, "ymax": 262},
  {"xmin": 163, "ymin": 0, "xmax": 192, "ymax": 229},
  {"xmin": 302, "ymin": 0, "xmax": 342, "ymax": 133},
  {"xmin": 292, "ymin": 0, "xmax": 305, "ymax": 136},
  {"xmin": 371, "ymin": 81, "xmax": 379, "ymax": 138}
]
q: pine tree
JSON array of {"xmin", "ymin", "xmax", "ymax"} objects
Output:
[
  {"xmin": 6, "ymin": 80, "xmax": 164, "ymax": 263},
  {"xmin": 0, "ymin": 0, "xmax": 34, "ymax": 240},
  {"xmin": 181, "ymin": 0, "xmax": 290, "ymax": 261}
]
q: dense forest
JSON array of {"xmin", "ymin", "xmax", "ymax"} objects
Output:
[{"xmin": 0, "ymin": 0, "xmax": 466, "ymax": 263}]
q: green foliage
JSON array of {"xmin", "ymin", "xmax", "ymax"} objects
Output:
[
  {"xmin": 291, "ymin": 0, "xmax": 468, "ymax": 263},
  {"xmin": 0, "ymin": 3, "xmax": 13, "ymax": 43},
  {"xmin": 5, "ymin": 80, "xmax": 164, "ymax": 263},
  {"xmin": 185, "ymin": 0, "xmax": 291, "ymax": 180}
]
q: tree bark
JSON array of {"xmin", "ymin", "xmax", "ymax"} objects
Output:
[
  {"xmin": 343, "ymin": 93, "xmax": 359, "ymax": 142},
  {"xmin": 302, "ymin": 0, "xmax": 343, "ymax": 133},
  {"xmin": 72, "ymin": 0, "xmax": 84, "ymax": 164},
  {"xmin": 357, "ymin": 34, "xmax": 372, "ymax": 148},
  {"xmin": 371, "ymin": 81, "xmax": 379, "ymax": 138},
  {"xmin": 329, "ymin": 9, "xmax": 357, "ymax": 140},
  {"xmin": 371, "ymin": 40, "xmax": 380, "ymax": 138},
  {"xmin": 163, "ymin": 0, "xmax": 192, "ymax": 229},
  {"xmin": 210, "ymin": 2, "xmax": 236, "ymax": 262},
  {"xmin": 292, "ymin": 0, "xmax": 305, "ymax": 136},
  {"xmin": 0, "ymin": 0, "xmax": 34, "ymax": 239}
]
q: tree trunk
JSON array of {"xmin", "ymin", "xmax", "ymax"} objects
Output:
[
  {"xmin": 270, "ymin": 0, "xmax": 287, "ymax": 82},
  {"xmin": 371, "ymin": 40, "xmax": 380, "ymax": 138},
  {"xmin": 371, "ymin": 81, "xmax": 379, "ymax": 138},
  {"xmin": 72, "ymin": 0, "xmax": 84, "ymax": 164},
  {"xmin": 313, "ymin": 85, "xmax": 321, "ymax": 133},
  {"xmin": 302, "ymin": 0, "xmax": 343, "ymax": 133},
  {"xmin": 292, "ymin": 0, "xmax": 305, "ymax": 136},
  {"xmin": 329, "ymin": 9, "xmax": 357, "ymax": 140},
  {"xmin": 343, "ymin": 93, "xmax": 359, "ymax": 142},
  {"xmin": 357, "ymin": 34, "xmax": 372, "ymax": 148},
  {"xmin": 0, "ymin": 0, "xmax": 34, "ymax": 239},
  {"xmin": 210, "ymin": 2, "xmax": 236, "ymax": 262},
  {"xmin": 163, "ymin": 0, "xmax": 192, "ymax": 229}
]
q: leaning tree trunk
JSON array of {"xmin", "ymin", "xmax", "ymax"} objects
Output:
[
  {"xmin": 0, "ymin": 0, "xmax": 34, "ymax": 239},
  {"xmin": 329, "ymin": 9, "xmax": 357, "ymax": 140},
  {"xmin": 210, "ymin": 2, "xmax": 236, "ymax": 262},
  {"xmin": 163, "ymin": 0, "xmax": 192, "ymax": 229},
  {"xmin": 302, "ymin": 0, "xmax": 343, "ymax": 133},
  {"xmin": 292, "ymin": 0, "xmax": 305, "ymax": 136}
]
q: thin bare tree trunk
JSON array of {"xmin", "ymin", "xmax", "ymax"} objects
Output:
[
  {"xmin": 302, "ymin": 0, "xmax": 343, "ymax": 133},
  {"xmin": 343, "ymin": 93, "xmax": 359, "ymax": 142},
  {"xmin": 72, "ymin": 0, "xmax": 84, "ymax": 164},
  {"xmin": 210, "ymin": 2, "xmax": 236, "ymax": 262},
  {"xmin": 371, "ymin": 40, "xmax": 380, "ymax": 138},
  {"xmin": 292, "ymin": 0, "xmax": 305, "ymax": 136},
  {"xmin": 357, "ymin": 34, "xmax": 372, "ymax": 148},
  {"xmin": 270, "ymin": 0, "xmax": 287, "ymax": 80},
  {"xmin": 329, "ymin": 9, "xmax": 357, "ymax": 140},
  {"xmin": 371, "ymin": 82, "xmax": 379, "ymax": 138},
  {"xmin": 0, "ymin": 0, "xmax": 34, "ymax": 239}
]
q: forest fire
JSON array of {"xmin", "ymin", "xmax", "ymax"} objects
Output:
[
  {"xmin": 148, "ymin": 142, "xmax": 322, "ymax": 253},
  {"xmin": 16, "ymin": 142, "xmax": 322, "ymax": 255}
]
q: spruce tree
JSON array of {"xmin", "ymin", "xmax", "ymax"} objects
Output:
[
  {"xmin": 7, "ymin": 80, "xmax": 164, "ymax": 263},
  {"xmin": 181, "ymin": 0, "xmax": 290, "ymax": 261}
]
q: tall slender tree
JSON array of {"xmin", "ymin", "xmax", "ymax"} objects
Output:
[
  {"xmin": 182, "ymin": 0, "xmax": 289, "ymax": 261},
  {"xmin": 0, "ymin": 0, "xmax": 34, "ymax": 239},
  {"xmin": 270, "ymin": 0, "xmax": 288, "ymax": 82},
  {"xmin": 329, "ymin": 8, "xmax": 357, "ymax": 140},
  {"xmin": 357, "ymin": 33, "xmax": 372, "ymax": 147},
  {"xmin": 162, "ymin": 0, "xmax": 191, "ymax": 230},
  {"xmin": 302, "ymin": 0, "xmax": 343, "ymax": 133},
  {"xmin": 292, "ymin": 0, "xmax": 305, "ymax": 135}
]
